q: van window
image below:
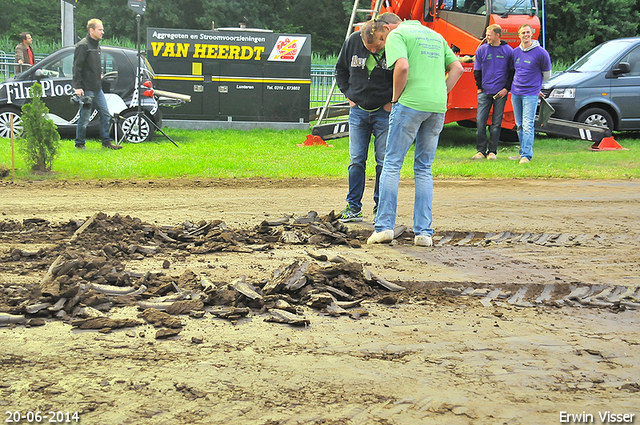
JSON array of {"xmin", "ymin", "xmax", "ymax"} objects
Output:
[
  {"xmin": 440, "ymin": 0, "xmax": 535, "ymax": 15},
  {"xmin": 442, "ymin": 0, "xmax": 534, "ymax": 14},
  {"xmin": 618, "ymin": 46, "xmax": 640, "ymax": 76},
  {"xmin": 567, "ymin": 39, "xmax": 636, "ymax": 72}
]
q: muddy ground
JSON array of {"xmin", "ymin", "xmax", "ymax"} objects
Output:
[{"xmin": 1, "ymin": 178, "xmax": 639, "ymax": 425}]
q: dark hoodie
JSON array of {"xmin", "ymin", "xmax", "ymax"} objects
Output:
[{"xmin": 335, "ymin": 31, "xmax": 393, "ymax": 110}]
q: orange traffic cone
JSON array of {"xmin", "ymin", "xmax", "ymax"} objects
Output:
[
  {"xmin": 297, "ymin": 135, "xmax": 333, "ymax": 147},
  {"xmin": 590, "ymin": 137, "xmax": 628, "ymax": 151}
]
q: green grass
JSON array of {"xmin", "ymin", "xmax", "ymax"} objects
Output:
[
  {"xmin": 435, "ymin": 125, "xmax": 640, "ymax": 179},
  {"xmin": 2, "ymin": 124, "xmax": 639, "ymax": 181},
  {"xmin": 311, "ymin": 53, "xmax": 339, "ymax": 66}
]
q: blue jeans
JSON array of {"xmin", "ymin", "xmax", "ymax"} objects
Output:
[
  {"xmin": 510, "ymin": 94, "xmax": 538, "ymax": 160},
  {"xmin": 75, "ymin": 89, "xmax": 112, "ymax": 146},
  {"xmin": 346, "ymin": 105, "xmax": 389, "ymax": 210},
  {"xmin": 375, "ymin": 104, "xmax": 445, "ymax": 237},
  {"xmin": 476, "ymin": 91, "xmax": 507, "ymax": 155}
]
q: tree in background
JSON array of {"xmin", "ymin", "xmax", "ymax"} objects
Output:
[
  {"xmin": 0, "ymin": 0, "xmax": 62, "ymax": 49},
  {"xmin": 75, "ymin": 0, "xmax": 140, "ymax": 44},
  {"xmin": 1, "ymin": 0, "xmax": 353, "ymax": 57},
  {"xmin": 70, "ymin": 0, "xmax": 351, "ymax": 56},
  {"xmin": 285, "ymin": 0, "xmax": 352, "ymax": 56},
  {"xmin": 193, "ymin": 0, "xmax": 352, "ymax": 56},
  {"xmin": 544, "ymin": 0, "xmax": 640, "ymax": 63},
  {"xmin": 19, "ymin": 83, "xmax": 60, "ymax": 172},
  {"xmin": 3, "ymin": 0, "xmax": 639, "ymax": 60}
]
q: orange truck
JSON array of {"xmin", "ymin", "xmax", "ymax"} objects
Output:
[
  {"xmin": 312, "ymin": 0, "xmax": 615, "ymax": 146},
  {"xmin": 385, "ymin": 0, "xmax": 540, "ymax": 133}
]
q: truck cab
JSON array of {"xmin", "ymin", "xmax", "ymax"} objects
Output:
[
  {"xmin": 430, "ymin": 0, "xmax": 539, "ymax": 54},
  {"xmin": 374, "ymin": 0, "xmax": 540, "ymax": 129}
]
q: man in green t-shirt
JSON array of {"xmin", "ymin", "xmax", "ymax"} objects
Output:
[{"xmin": 362, "ymin": 13, "xmax": 464, "ymax": 247}]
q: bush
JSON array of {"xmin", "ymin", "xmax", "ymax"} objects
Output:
[{"xmin": 19, "ymin": 82, "xmax": 60, "ymax": 172}]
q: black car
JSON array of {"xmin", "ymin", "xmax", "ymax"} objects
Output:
[{"xmin": 0, "ymin": 45, "xmax": 161, "ymax": 143}]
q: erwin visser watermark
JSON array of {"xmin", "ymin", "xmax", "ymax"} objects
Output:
[{"xmin": 560, "ymin": 411, "xmax": 635, "ymax": 423}]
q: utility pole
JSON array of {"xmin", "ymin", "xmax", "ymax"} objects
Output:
[{"xmin": 61, "ymin": 0, "xmax": 76, "ymax": 47}]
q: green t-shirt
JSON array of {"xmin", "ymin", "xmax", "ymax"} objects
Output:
[
  {"xmin": 385, "ymin": 21, "xmax": 458, "ymax": 113},
  {"xmin": 366, "ymin": 48, "xmax": 384, "ymax": 75}
]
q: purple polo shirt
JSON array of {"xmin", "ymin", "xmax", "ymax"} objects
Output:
[
  {"xmin": 474, "ymin": 43, "xmax": 513, "ymax": 94},
  {"xmin": 512, "ymin": 45, "xmax": 552, "ymax": 96}
]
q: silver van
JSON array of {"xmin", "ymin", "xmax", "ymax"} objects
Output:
[{"xmin": 542, "ymin": 37, "xmax": 640, "ymax": 132}]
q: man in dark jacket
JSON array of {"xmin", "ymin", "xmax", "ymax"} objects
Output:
[
  {"xmin": 334, "ymin": 18, "xmax": 393, "ymax": 223},
  {"xmin": 14, "ymin": 32, "xmax": 34, "ymax": 74},
  {"xmin": 72, "ymin": 18, "xmax": 121, "ymax": 150}
]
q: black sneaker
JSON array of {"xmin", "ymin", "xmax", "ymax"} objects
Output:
[
  {"xmin": 102, "ymin": 141, "xmax": 122, "ymax": 150},
  {"xmin": 338, "ymin": 204, "xmax": 363, "ymax": 222},
  {"xmin": 75, "ymin": 144, "xmax": 86, "ymax": 149}
]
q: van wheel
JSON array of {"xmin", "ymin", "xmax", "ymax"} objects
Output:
[
  {"xmin": 0, "ymin": 108, "xmax": 23, "ymax": 139},
  {"xmin": 118, "ymin": 110, "xmax": 155, "ymax": 143},
  {"xmin": 577, "ymin": 108, "xmax": 614, "ymax": 132}
]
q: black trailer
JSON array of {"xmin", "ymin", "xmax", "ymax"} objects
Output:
[{"xmin": 147, "ymin": 28, "xmax": 311, "ymax": 130}]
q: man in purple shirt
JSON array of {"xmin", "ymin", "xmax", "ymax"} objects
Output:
[
  {"xmin": 508, "ymin": 24, "xmax": 551, "ymax": 164},
  {"xmin": 473, "ymin": 24, "xmax": 513, "ymax": 161}
]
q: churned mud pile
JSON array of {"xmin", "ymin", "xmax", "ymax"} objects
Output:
[
  {"xmin": 0, "ymin": 212, "xmax": 423, "ymax": 334},
  {"xmin": 2, "ymin": 209, "xmax": 639, "ymax": 335},
  {"xmin": 1, "ymin": 179, "xmax": 639, "ymax": 424}
]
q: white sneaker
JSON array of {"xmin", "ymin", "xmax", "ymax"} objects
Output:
[
  {"xmin": 367, "ymin": 229, "xmax": 394, "ymax": 244},
  {"xmin": 414, "ymin": 235, "xmax": 433, "ymax": 247},
  {"xmin": 519, "ymin": 157, "xmax": 530, "ymax": 164}
]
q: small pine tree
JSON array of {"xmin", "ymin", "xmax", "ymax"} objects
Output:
[{"xmin": 19, "ymin": 82, "xmax": 61, "ymax": 172}]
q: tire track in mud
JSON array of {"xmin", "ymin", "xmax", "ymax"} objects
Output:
[{"xmin": 393, "ymin": 231, "xmax": 640, "ymax": 311}]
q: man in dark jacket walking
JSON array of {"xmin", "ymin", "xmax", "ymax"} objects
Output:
[
  {"xmin": 72, "ymin": 18, "xmax": 121, "ymax": 150},
  {"xmin": 334, "ymin": 17, "xmax": 393, "ymax": 223}
]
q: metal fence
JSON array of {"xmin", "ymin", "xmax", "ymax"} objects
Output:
[
  {"xmin": 310, "ymin": 65, "xmax": 349, "ymax": 123},
  {"xmin": 0, "ymin": 52, "xmax": 48, "ymax": 80},
  {"xmin": 310, "ymin": 65, "xmax": 345, "ymax": 109}
]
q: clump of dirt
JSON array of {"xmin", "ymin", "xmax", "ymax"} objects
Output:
[
  {"xmin": 0, "ymin": 212, "xmax": 410, "ymax": 331},
  {"xmin": 0, "ymin": 164, "xmax": 9, "ymax": 179}
]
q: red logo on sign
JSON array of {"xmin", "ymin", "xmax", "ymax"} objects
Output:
[{"xmin": 275, "ymin": 38, "xmax": 298, "ymax": 60}]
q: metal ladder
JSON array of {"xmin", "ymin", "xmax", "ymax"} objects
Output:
[{"xmin": 315, "ymin": 0, "xmax": 384, "ymax": 126}]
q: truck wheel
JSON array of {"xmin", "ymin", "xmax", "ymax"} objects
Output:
[
  {"xmin": 0, "ymin": 109, "xmax": 23, "ymax": 139},
  {"xmin": 577, "ymin": 108, "xmax": 614, "ymax": 132},
  {"xmin": 118, "ymin": 110, "xmax": 155, "ymax": 143}
]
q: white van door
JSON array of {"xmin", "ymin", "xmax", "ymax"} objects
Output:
[{"xmin": 609, "ymin": 44, "xmax": 640, "ymax": 130}]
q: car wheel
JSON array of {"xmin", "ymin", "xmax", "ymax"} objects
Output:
[
  {"xmin": 117, "ymin": 110, "xmax": 155, "ymax": 143},
  {"xmin": 0, "ymin": 109, "xmax": 23, "ymax": 139},
  {"xmin": 576, "ymin": 108, "xmax": 614, "ymax": 132}
]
